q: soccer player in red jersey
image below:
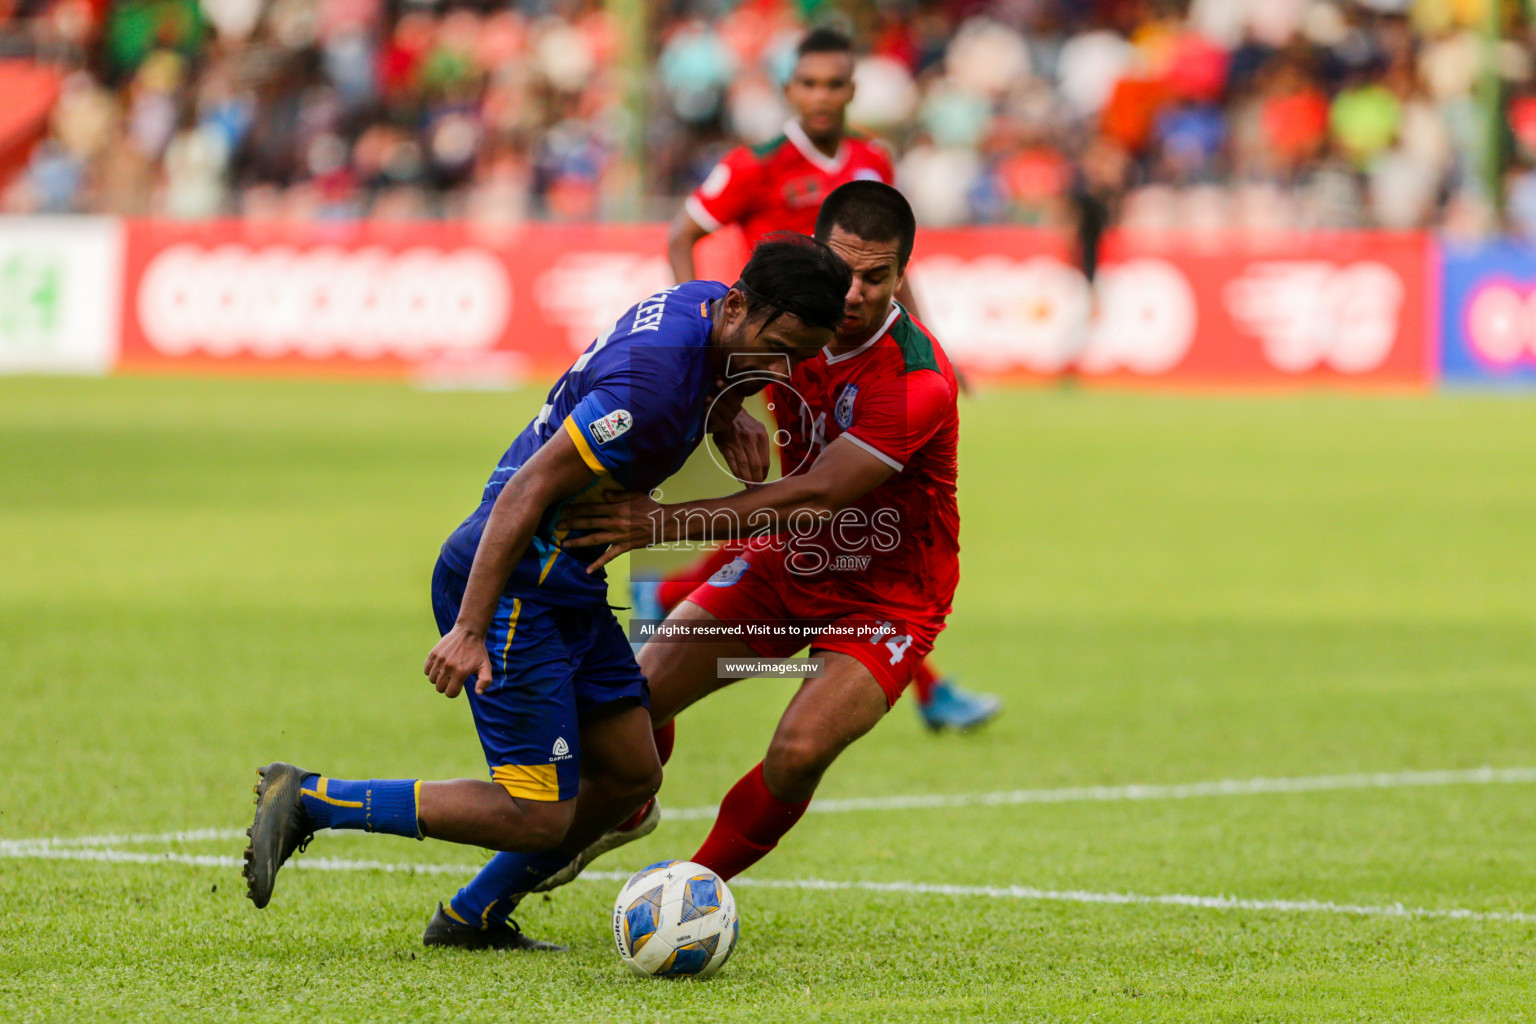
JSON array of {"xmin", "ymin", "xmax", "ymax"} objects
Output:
[
  {"xmin": 655, "ymin": 26, "xmax": 998, "ymax": 731},
  {"xmin": 667, "ymin": 27, "xmax": 896, "ymax": 280},
  {"xmin": 547, "ymin": 182, "xmax": 969, "ymax": 882}
]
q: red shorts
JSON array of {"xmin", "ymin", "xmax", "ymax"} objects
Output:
[{"xmin": 682, "ymin": 545, "xmax": 947, "ymax": 706}]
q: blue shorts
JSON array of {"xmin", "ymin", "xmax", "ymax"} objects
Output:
[{"xmin": 431, "ymin": 557, "xmax": 649, "ymax": 803}]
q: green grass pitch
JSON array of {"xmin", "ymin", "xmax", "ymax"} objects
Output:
[{"xmin": 2, "ymin": 376, "xmax": 1535, "ymax": 1023}]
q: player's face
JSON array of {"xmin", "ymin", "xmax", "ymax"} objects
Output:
[
  {"xmin": 823, "ymin": 226, "xmax": 903, "ymax": 342},
  {"xmin": 715, "ymin": 290, "xmax": 832, "ymax": 395},
  {"xmin": 784, "ymin": 52, "xmax": 855, "ymax": 143}
]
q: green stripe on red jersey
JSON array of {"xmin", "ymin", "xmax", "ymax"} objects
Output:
[
  {"xmin": 890, "ymin": 311, "xmax": 941, "ymax": 374},
  {"xmin": 749, "ymin": 134, "xmax": 789, "ymax": 160}
]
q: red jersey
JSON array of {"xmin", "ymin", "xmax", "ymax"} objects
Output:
[
  {"xmin": 765, "ymin": 303, "xmax": 960, "ymax": 616},
  {"xmin": 685, "ymin": 120, "xmax": 896, "ymax": 245}
]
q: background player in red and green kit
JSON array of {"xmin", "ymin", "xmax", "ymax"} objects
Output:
[
  {"xmin": 542, "ymin": 181, "xmax": 968, "ymax": 884},
  {"xmin": 668, "ymin": 27, "xmax": 897, "ymax": 276},
  {"xmin": 655, "ymin": 26, "xmax": 998, "ymax": 731}
]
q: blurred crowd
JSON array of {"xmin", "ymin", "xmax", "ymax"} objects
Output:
[{"xmin": 4, "ymin": 0, "xmax": 1536, "ymax": 233}]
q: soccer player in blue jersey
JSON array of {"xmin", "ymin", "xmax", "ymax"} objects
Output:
[{"xmin": 242, "ymin": 235, "xmax": 850, "ymax": 951}]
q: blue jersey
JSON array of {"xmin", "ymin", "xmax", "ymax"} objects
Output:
[{"xmin": 439, "ymin": 280, "xmax": 727, "ymax": 607}]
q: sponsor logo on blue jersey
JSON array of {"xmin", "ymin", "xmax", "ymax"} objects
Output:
[{"xmin": 590, "ymin": 408, "xmax": 632, "ymax": 444}]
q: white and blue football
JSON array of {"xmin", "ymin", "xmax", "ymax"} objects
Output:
[{"xmin": 612, "ymin": 859, "xmax": 739, "ymax": 979}]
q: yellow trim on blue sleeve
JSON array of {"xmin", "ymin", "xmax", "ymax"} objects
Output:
[
  {"xmin": 442, "ymin": 903, "xmax": 469, "ymax": 925},
  {"xmin": 491, "ymin": 764, "xmax": 563, "ymax": 802},
  {"xmin": 562, "ymin": 415, "xmax": 606, "ymax": 474},
  {"xmin": 301, "ymin": 777, "xmax": 363, "ymax": 808}
]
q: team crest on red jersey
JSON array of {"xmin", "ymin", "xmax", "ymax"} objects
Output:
[
  {"xmin": 782, "ymin": 176, "xmax": 821, "ymax": 208},
  {"xmin": 833, "ymin": 383, "xmax": 859, "ymax": 429},
  {"xmin": 707, "ymin": 556, "xmax": 751, "ymax": 587}
]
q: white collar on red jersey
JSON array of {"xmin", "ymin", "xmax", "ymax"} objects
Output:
[
  {"xmin": 784, "ymin": 118, "xmax": 847, "ymax": 174},
  {"xmin": 825, "ymin": 302, "xmax": 902, "ymax": 365}
]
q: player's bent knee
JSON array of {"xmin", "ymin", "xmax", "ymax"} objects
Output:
[
  {"xmin": 631, "ymin": 764, "xmax": 664, "ymax": 805},
  {"xmin": 612, "ymin": 751, "xmax": 663, "ymax": 794},
  {"xmin": 606, "ymin": 764, "xmax": 662, "ymax": 818},
  {"xmin": 498, "ymin": 798, "xmax": 575, "ymax": 852},
  {"xmin": 518, "ymin": 821, "xmax": 570, "ymax": 853},
  {"xmin": 481, "ymin": 784, "xmax": 575, "ymax": 852}
]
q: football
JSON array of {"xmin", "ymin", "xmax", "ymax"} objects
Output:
[{"xmin": 612, "ymin": 860, "xmax": 739, "ymax": 979}]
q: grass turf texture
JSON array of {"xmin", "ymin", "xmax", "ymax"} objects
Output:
[{"xmin": 2, "ymin": 376, "xmax": 1535, "ymax": 1023}]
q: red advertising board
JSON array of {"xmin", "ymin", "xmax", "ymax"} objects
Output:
[
  {"xmin": 118, "ymin": 220, "xmax": 1431, "ymax": 388},
  {"xmin": 908, "ymin": 229, "xmax": 1432, "ymax": 387},
  {"xmin": 119, "ymin": 220, "xmax": 673, "ymax": 378}
]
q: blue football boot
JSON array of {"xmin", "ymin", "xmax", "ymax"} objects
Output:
[{"xmin": 917, "ymin": 679, "xmax": 1002, "ymax": 732}]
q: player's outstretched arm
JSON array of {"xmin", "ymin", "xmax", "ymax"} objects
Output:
[
  {"xmin": 424, "ymin": 430, "xmax": 596, "ymax": 698},
  {"xmin": 558, "ymin": 435, "xmax": 895, "ymax": 571}
]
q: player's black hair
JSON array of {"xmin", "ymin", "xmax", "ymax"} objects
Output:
[
  {"xmin": 796, "ymin": 26, "xmax": 854, "ymax": 59},
  {"xmin": 814, "ymin": 180, "xmax": 918, "ymax": 271},
  {"xmin": 735, "ymin": 232, "xmax": 851, "ymax": 334}
]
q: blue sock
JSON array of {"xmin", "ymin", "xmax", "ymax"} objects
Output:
[
  {"xmin": 300, "ymin": 777, "xmax": 421, "ymax": 839},
  {"xmin": 447, "ymin": 849, "xmax": 570, "ymax": 929}
]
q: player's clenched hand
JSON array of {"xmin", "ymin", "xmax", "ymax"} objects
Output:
[
  {"xmin": 714, "ymin": 409, "xmax": 771, "ymax": 484},
  {"xmin": 424, "ymin": 625, "xmax": 493, "ymax": 698},
  {"xmin": 558, "ymin": 490, "xmax": 664, "ymax": 573}
]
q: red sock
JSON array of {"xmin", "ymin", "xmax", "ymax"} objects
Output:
[
  {"xmin": 911, "ymin": 658, "xmax": 940, "ymax": 704},
  {"xmin": 657, "ymin": 545, "xmax": 742, "ymax": 612},
  {"xmin": 616, "ymin": 721, "xmax": 675, "ymax": 832},
  {"xmin": 691, "ymin": 762, "xmax": 810, "ymax": 881}
]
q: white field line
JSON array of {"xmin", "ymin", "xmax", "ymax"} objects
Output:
[
  {"xmin": 3, "ymin": 765, "xmax": 1534, "ymax": 852},
  {"xmin": 0, "ymin": 827, "xmax": 248, "ymax": 852},
  {"xmin": 2, "ymin": 844, "xmax": 1533, "ymax": 926},
  {"xmin": 0, "ymin": 845, "xmax": 470, "ymax": 875},
  {"xmin": 665, "ymin": 765, "xmax": 1536, "ymax": 821}
]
